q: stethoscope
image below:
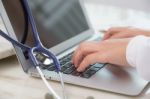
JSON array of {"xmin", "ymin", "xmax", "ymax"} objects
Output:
[{"xmin": 0, "ymin": 0, "xmax": 66, "ymax": 99}]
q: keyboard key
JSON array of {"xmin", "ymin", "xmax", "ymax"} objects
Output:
[
  {"xmin": 80, "ymin": 66, "xmax": 102, "ymax": 78},
  {"xmin": 45, "ymin": 52, "xmax": 84, "ymax": 75},
  {"xmin": 81, "ymin": 73, "xmax": 91, "ymax": 78},
  {"xmin": 63, "ymin": 66, "xmax": 76, "ymax": 74},
  {"xmin": 47, "ymin": 65, "xmax": 55, "ymax": 71},
  {"xmin": 42, "ymin": 66, "xmax": 48, "ymax": 69},
  {"xmin": 81, "ymin": 69, "xmax": 96, "ymax": 78},
  {"xmin": 72, "ymin": 71, "xmax": 81, "ymax": 76},
  {"xmin": 60, "ymin": 61, "xmax": 67, "ymax": 66},
  {"xmin": 61, "ymin": 62, "xmax": 74, "ymax": 72},
  {"xmin": 61, "ymin": 66, "xmax": 68, "ymax": 72},
  {"xmin": 64, "ymin": 62, "xmax": 73, "ymax": 68},
  {"xmin": 92, "ymin": 63, "xmax": 105, "ymax": 68}
]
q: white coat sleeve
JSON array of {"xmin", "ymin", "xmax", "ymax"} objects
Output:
[{"xmin": 126, "ymin": 35, "xmax": 150, "ymax": 81}]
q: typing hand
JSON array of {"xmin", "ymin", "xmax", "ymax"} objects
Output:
[
  {"xmin": 103, "ymin": 27, "xmax": 150, "ymax": 40},
  {"xmin": 72, "ymin": 38, "xmax": 131, "ymax": 72}
]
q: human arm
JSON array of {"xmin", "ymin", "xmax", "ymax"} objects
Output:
[
  {"xmin": 103, "ymin": 27, "xmax": 150, "ymax": 40},
  {"xmin": 103, "ymin": 27, "xmax": 150, "ymax": 80},
  {"xmin": 72, "ymin": 26, "xmax": 150, "ymax": 81},
  {"xmin": 126, "ymin": 35, "xmax": 150, "ymax": 81}
]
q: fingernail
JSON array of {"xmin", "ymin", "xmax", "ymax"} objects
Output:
[
  {"xmin": 74, "ymin": 62, "xmax": 78, "ymax": 67},
  {"xmin": 77, "ymin": 68, "xmax": 82, "ymax": 72},
  {"xmin": 72, "ymin": 62, "xmax": 77, "ymax": 67},
  {"xmin": 74, "ymin": 65, "xmax": 77, "ymax": 68}
]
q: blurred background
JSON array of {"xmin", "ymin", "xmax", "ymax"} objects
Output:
[
  {"xmin": 83, "ymin": 0, "xmax": 150, "ymax": 31},
  {"xmin": 1, "ymin": 0, "xmax": 150, "ymax": 59},
  {"xmin": 84, "ymin": 0, "xmax": 150, "ymax": 12}
]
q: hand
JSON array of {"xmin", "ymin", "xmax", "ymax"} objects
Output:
[
  {"xmin": 72, "ymin": 38, "xmax": 131, "ymax": 72},
  {"xmin": 103, "ymin": 27, "xmax": 150, "ymax": 40}
]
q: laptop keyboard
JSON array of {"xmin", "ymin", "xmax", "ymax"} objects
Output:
[{"xmin": 41, "ymin": 52, "xmax": 105, "ymax": 78}]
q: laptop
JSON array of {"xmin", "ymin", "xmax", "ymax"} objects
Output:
[{"xmin": 0, "ymin": 0, "xmax": 148, "ymax": 96}]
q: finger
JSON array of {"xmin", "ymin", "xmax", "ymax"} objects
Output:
[
  {"xmin": 77, "ymin": 52, "xmax": 108, "ymax": 72},
  {"xmin": 103, "ymin": 27, "xmax": 128, "ymax": 40},
  {"xmin": 109, "ymin": 32, "xmax": 130, "ymax": 39},
  {"xmin": 102, "ymin": 31, "xmax": 112, "ymax": 40},
  {"xmin": 107, "ymin": 27, "xmax": 128, "ymax": 33},
  {"xmin": 72, "ymin": 43, "xmax": 92, "ymax": 67},
  {"xmin": 72, "ymin": 42, "xmax": 100, "ymax": 67},
  {"xmin": 72, "ymin": 48, "xmax": 83, "ymax": 67}
]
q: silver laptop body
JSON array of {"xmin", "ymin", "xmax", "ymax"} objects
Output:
[{"xmin": 0, "ymin": 0, "xmax": 148, "ymax": 96}]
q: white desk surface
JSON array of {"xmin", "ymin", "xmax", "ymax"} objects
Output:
[
  {"xmin": 1, "ymin": 1, "xmax": 150, "ymax": 99},
  {"xmin": 1, "ymin": 56, "xmax": 150, "ymax": 99}
]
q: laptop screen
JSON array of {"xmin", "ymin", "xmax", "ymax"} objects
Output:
[{"xmin": 2, "ymin": 0, "xmax": 89, "ymax": 48}]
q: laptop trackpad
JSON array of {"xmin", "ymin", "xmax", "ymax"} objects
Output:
[
  {"xmin": 104, "ymin": 64, "xmax": 132, "ymax": 80},
  {"xmin": 88, "ymin": 64, "xmax": 148, "ymax": 96}
]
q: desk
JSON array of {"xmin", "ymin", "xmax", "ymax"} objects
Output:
[
  {"xmin": 1, "ymin": 56, "xmax": 150, "ymax": 99},
  {"xmin": 1, "ymin": 2, "xmax": 150, "ymax": 99}
]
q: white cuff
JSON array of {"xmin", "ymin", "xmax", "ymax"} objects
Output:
[
  {"xmin": 126, "ymin": 35, "xmax": 149, "ymax": 67},
  {"xmin": 126, "ymin": 35, "xmax": 150, "ymax": 81}
]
